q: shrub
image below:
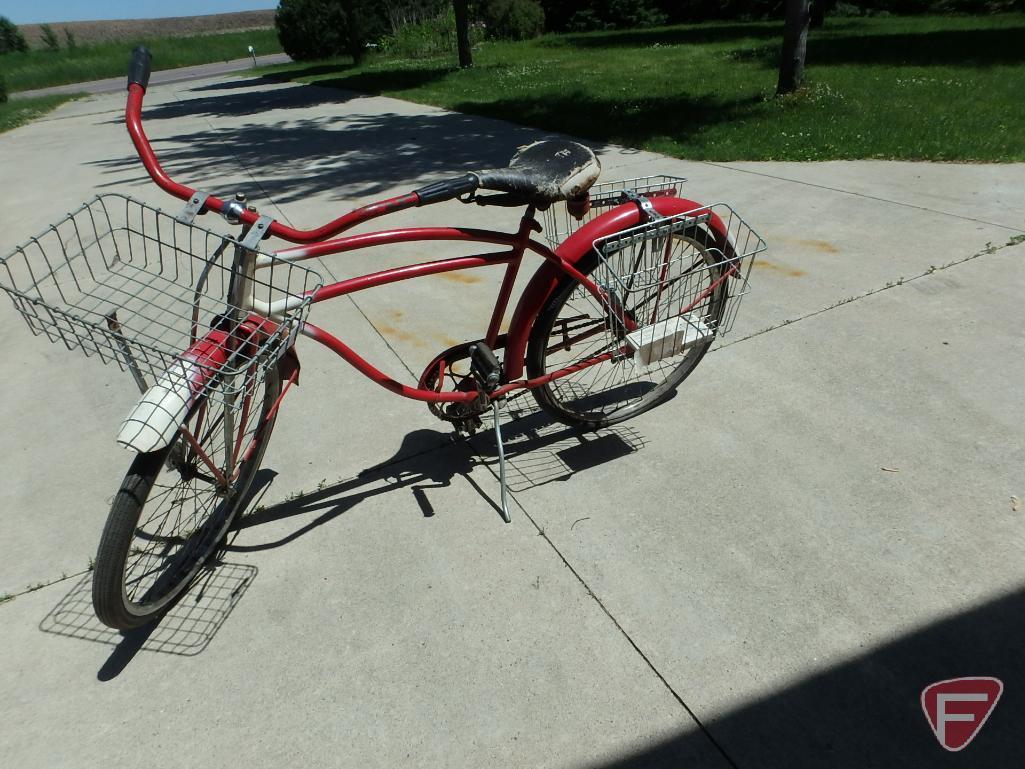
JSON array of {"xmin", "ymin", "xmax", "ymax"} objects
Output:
[
  {"xmin": 40, "ymin": 24, "xmax": 60, "ymax": 51},
  {"xmin": 275, "ymin": 0, "xmax": 352, "ymax": 60},
  {"xmin": 0, "ymin": 75, "xmax": 7, "ymax": 104},
  {"xmin": 0, "ymin": 15, "xmax": 28, "ymax": 54},
  {"xmin": 480, "ymin": 0, "xmax": 546, "ymax": 40},
  {"xmin": 64, "ymin": 28, "xmax": 77, "ymax": 49},
  {"xmin": 275, "ymin": 0, "xmax": 389, "ymax": 62},
  {"xmin": 388, "ymin": 9, "xmax": 456, "ymax": 57}
]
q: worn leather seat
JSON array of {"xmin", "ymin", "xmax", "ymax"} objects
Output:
[{"xmin": 475, "ymin": 140, "xmax": 601, "ymax": 204}]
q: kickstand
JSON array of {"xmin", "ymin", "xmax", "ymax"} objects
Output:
[{"xmin": 492, "ymin": 398, "xmax": 511, "ymax": 523}]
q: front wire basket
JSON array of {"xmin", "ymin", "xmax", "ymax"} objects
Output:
[
  {"xmin": 542, "ymin": 175, "xmax": 687, "ymax": 248},
  {"xmin": 0, "ymin": 194, "xmax": 323, "ymax": 411},
  {"xmin": 591, "ymin": 204, "xmax": 766, "ymax": 363}
]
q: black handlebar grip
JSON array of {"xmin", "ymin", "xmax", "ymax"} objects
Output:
[
  {"xmin": 127, "ymin": 46, "xmax": 152, "ymax": 91},
  {"xmin": 414, "ymin": 173, "xmax": 479, "ymax": 206}
]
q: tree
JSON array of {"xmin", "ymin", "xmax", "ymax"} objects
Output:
[
  {"xmin": 0, "ymin": 15, "xmax": 28, "ymax": 54},
  {"xmin": 40, "ymin": 24, "xmax": 60, "ymax": 51},
  {"xmin": 777, "ymin": 0, "xmax": 810, "ymax": 95},
  {"xmin": 453, "ymin": 0, "xmax": 472, "ymax": 67}
]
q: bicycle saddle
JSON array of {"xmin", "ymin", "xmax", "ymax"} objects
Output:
[{"xmin": 414, "ymin": 140, "xmax": 601, "ymax": 208}]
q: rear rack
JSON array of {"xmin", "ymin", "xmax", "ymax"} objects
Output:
[{"xmin": 541, "ymin": 175, "xmax": 686, "ymax": 247}]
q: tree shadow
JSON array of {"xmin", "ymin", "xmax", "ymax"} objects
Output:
[
  {"xmin": 89, "ymin": 80, "xmax": 564, "ymax": 206},
  {"xmin": 546, "ymin": 21, "xmax": 789, "ymax": 50},
  {"xmin": 582, "ymin": 584, "xmax": 1025, "ymax": 767},
  {"xmin": 448, "ymin": 91, "xmax": 763, "ymax": 159},
  {"xmin": 731, "ymin": 25, "xmax": 1025, "ymax": 69}
]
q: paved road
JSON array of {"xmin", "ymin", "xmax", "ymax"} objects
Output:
[
  {"xmin": 0, "ymin": 76, "xmax": 1023, "ymax": 768},
  {"xmin": 11, "ymin": 52, "xmax": 291, "ymax": 99}
]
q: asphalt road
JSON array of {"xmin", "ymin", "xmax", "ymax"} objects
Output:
[{"xmin": 12, "ymin": 52, "xmax": 291, "ymax": 99}]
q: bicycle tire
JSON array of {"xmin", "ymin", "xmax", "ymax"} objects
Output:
[
  {"xmin": 526, "ymin": 229, "xmax": 729, "ymax": 429},
  {"xmin": 92, "ymin": 362, "xmax": 282, "ymax": 629}
]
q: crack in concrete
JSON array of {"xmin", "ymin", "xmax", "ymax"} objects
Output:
[
  {"xmin": 700, "ymin": 161, "xmax": 1025, "ymax": 234},
  {"xmin": 717, "ymin": 234, "xmax": 1025, "ymax": 352},
  {"xmin": 1, "ymin": 568, "xmax": 91, "ymax": 609}
]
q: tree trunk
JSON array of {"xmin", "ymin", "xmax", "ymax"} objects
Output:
[
  {"xmin": 342, "ymin": 0, "xmax": 365, "ymax": 65},
  {"xmin": 810, "ymin": 0, "xmax": 827, "ymax": 29},
  {"xmin": 454, "ymin": 0, "xmax": 473, "ymax": 68},
  {"xmin": 777, "ymin": 0, "xmax": 811, "ymax": 95}
]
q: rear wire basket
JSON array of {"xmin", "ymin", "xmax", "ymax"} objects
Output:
[
  {"xmin": 591, "ymin": 203, "xmax": 766, "ymax": 357},
  {"xmin": 542, "ymin": 175, "xmax": 687, "ymax": 248},
  {"xmin": 0, "ymin": 194, "xmax": 323, "ymax": 411}
]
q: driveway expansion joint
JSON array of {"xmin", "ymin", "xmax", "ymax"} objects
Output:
[{"xmin": 719, "ymin": 233, "xmax": 1025, "ymax": 351}]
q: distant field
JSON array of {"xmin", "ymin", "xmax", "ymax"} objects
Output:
[
  {"xmin": 1, "ymin": 28, "xmax": 282, "ymax": 92},
  {"xmin": 18, "ymin": 10, "xmax": 275, "ymax": 47}
]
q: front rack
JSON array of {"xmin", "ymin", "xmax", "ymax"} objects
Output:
[{"xmin": 0, "ymin": 194, "xmax": 323, "ymax": 409}]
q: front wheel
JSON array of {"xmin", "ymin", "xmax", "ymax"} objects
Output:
[
  {"xmin": 526, "ymin": 229, "xmax": 729, "ymax": 429},
  {"xmin": 92, "ymin": 362, "xmax": 282, "ymax": 629}
]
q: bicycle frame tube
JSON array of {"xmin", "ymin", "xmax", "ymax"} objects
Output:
[{"xmin": 236, "ymin": 214, "xmax": 610, "ymax": 405}]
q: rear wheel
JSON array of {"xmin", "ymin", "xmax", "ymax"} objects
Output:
[
  {"xmin": 527, "ymin": 230, "xmax": 728, "ymax": 429},
  {"xmin": 92, "ymin": 363, "xmax": 281, "ymax": 629}
]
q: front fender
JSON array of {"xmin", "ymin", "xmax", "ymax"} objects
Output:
[
  {"xmin": 504, "ymin": 197, "xmax": 730, "ymax": 380},
  {"xmin": 116, "ymin": 331, "xmax": 229, "ymax": 453}
]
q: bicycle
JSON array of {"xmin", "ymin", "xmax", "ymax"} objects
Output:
[{"xmin": 0, "ymin": 48, "xmax": 765, "ymax": 630}]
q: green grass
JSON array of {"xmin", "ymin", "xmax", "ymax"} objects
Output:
[
  {"xmin": 0, "ymin": 28, "xmax": 281, "ymax": 93},
  {"xmin": 0, "ymin": 93, "xmax": 79, "ymax": 132},
  {"xmin": 264, "ymin": 14, "xmax": 1025, "ymax": 162}
]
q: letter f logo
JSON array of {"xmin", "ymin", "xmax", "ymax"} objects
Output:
[{"xmin": 921, "ymin": 677, "xmax": 1003, "ymax": 751}]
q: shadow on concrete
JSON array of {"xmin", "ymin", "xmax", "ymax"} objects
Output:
[
  {"xmin": 89, "ymin": 80, "xmax": 553, "ymax": 206},
  {"xmin": 87, "ymin": 67, "xmax": 753, "ymax": 208},
  {"xmin": 469, "ymin": 398, "xmax": 648, "ymax": 494},
  {"xmin": 228, "ymin": 407, "xmax": 648, "ymax": 550},
  {"xmin": 39, "ymin": 562, "xmax": 257, "ymax": 677},
  {"xmin": 581, "ymin": 584, "xmax": 1025, "ymax": 767}
]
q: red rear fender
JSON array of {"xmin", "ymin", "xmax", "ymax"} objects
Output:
[{"xmin": 503, "ymin": 197, "xmax": 730, "ymax": 380}]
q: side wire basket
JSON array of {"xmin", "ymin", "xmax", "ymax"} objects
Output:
[
  {"xmin": 542, "ymin": 175, "xmax": 687, "ymax": 248},
  {"xmin": 592, "ymin": 203, "xmax": 766, "ymax": 356},
  {"xmin": 0, "ymin": 194, "xmax": 323, "ymax": 407}
]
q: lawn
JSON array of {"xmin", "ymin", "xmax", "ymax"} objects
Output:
[
  {"xmin": 0, "ymin": 28, "xmax": 281, "ymax": 93},
  {"xmin": 264, "ymin": 14, "xmax": 1025, "ymax": 162},
  {"xmin": 0, "ymin": 94, "xmax": 79, "ymax": 132}
]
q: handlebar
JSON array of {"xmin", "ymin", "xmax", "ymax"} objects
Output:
[
  {"xmin": 124, "ymin": 52, "xmax": 420, "ymax": 244},
  {"xmin": 127, "ymin": 46, "xmax": 152, "ymax": 92}
]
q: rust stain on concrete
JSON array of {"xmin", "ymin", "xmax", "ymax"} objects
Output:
[
  {"xmin": 753, "ymin": 259, "xmax": 807, "ymax": 278},
  {"xmin": 377, "ymin": 322, "xmax": 427, "ymax": 348},
  {"xmin": 788, "ymin": 238, "xmax": 839, "ymax": 254}
]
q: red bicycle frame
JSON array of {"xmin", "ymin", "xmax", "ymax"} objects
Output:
[{"xmin": 126, "ymin": 82, "xmax": 734, "ymax": 408}]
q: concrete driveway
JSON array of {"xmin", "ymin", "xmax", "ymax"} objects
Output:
[{"xmin": 0, "ymin": 75, "xmax": 1023, "ymax": 768}]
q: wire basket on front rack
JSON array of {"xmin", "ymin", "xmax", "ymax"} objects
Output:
[
  {"xmin": 542, "ymin": 175, "xmax": 687, "ymax": 248},
  {"xmin": 590, "ymin": 203, "xmax": 766, "ymax": 368},
  {"xmin": 0, "ymin": 194, "xmax": 323, "ymax": 412}
]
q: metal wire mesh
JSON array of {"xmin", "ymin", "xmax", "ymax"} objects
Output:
[
  {"xmin": 541, "ymin": 175, "xmax": 687, "ymax": 247},
  {"xmin": 0, "ymin": 194, "xmax": 322, "ymax": 408},
  {"xmin": 533, "ymin": 203, "xmax": 764, "ymax": 422},
  {"xmin": 592, "ymin": 203, "xmax": 766, "ymax": 340}
]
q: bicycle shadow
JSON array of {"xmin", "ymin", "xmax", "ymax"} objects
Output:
[
  {"xmin": 226, "ymin": 403, "xmax": 648, "ymax": 551},
  {"xmin": 38, "ymin": 561, "xmax": 258, "ymax": 679}
]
